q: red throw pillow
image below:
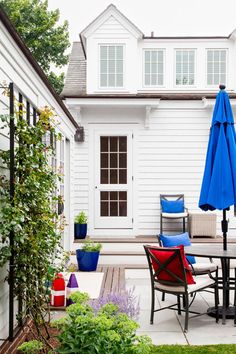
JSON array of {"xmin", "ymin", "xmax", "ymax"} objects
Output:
[{"xmin": 150, "ymin": 245, "xmax": 195, "ymax": 285}]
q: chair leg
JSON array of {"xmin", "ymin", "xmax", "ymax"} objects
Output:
[
  {"xmin": 161, "ymin": 292, "xmax": 165, "ymax": 301},
  {"xmin": 183, "ymin": 217, "xmax": 185, "ymax": 233},
  {"xmin": 150, "ymin": 287, "xmax": 155, "ymax": 324},
  {"xmin": 214, "ymin": 283, "xmax": 219, "ymax": 323},
  {"xmin": 177, "ymin": 295, "xmax": 181, "ymax": 315},
  {"xmin": 184, "ymin": 294, "xmax": 189, "ymax": 333},
  {"xmin": 160, "ymin": 215, "xmax": 163, "ymax": 234}
]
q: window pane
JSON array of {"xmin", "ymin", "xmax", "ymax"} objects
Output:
[
  {"xmin": 110, "ymin": 202, "xmax": 118, "ymax": 216},
  {"xmin": 220, "ymin": 74, "xmax": 226, "ymax": 85},
  {"xmin": 100, "ymin": 74, "xmax": 107, "ymax": 87},
  {"xmin": 176, "ymin": 62, "xmax": 181, "ymax": 73},
  {"xmin": 109, "ymin": 60, "xmax": 115, "ymax": 73},
  {"xmin": 119, "ymin": 191, "xmax": 127, "ymax": 200},
  {"xmin": 110, "ymin": 153, "xmax": 117, "ymax": 168},
  {"xmin": 100, "ymin": 60, "xmax": 107, "ymax": 73},
  {"xmin": 207, "ymin": 74, "xmax": 213, "ymax": 85},
  {"xmin": 189, "ymin": 74, "xmax": 194, "ymax": 85},
  {"xmin": 101, "ymin": 153, "xmax": 108, "ymax": 168},
  {"xmin": 176, "ymin": 74, "xmax": 181, "ymax": 85},
  {"xmin": 189, "ymin": 51, "xmax": 194, "ymax": 61},
  {"xmin": 214, "ymin": 73, "xmax": 219, "ymax": 84},
  {"xmin": 145, "ymin": 51, "xmax": 150, "ymax": 62},
  {"xmin": 182, "ymin": 75, "xmax": 188, "ymax": 85},
  {"xmin": 158, "ymin": 74, "xmax": 163, "ymax": 85},
  {"xmin": 119, "ymin": 153, "xmax": 127, "ymax": 168},
  {"xmin": 116, "ymin": 60, "xmax": 123, "ymax": 73},
  {"xmin": 145, "ymin": 74, "xmax": 150, "ymax": 85},
  {"xmin": 101, "ymin": 169, "xmax": 108, "ymax": 184},
  {"xmin": 119, "ymin": 137, "xmax": 127, "ymax": 152},
  {"xmin": 101, "ymin": 137, "xmax": 108, "ymax": 152},
  {"xmin": 158, "ymin": 51, "xmax": 163, "ymax": 61},
  {"xmin": 110, "ymin": 191, "xmax": 118, "ymax": 200},
  {"xmin": 221, "ymin": 50, "xmax": 226, "ymax": 61},
  {"xmin": 145, "ymin": 62, "xmax": 150, "ymax": 74},
  {"xmin": 151, "ymin": 74, "xmax": 157, "ymax": 85},
  {"xmin": 207, "ymin": 50, "xmax": 213, "ymax": 61},
  {"xmin": 116, "ymin": 74, "xmax": 123, "ymax": 87},
  {"xmin": 116, "ymin": 46, "xmax": 123, "ymax": 60},
  {"xmin": 183, "ymin": 51, "xmax": 188, "ymax": 62},
  {"xmin": 214, "ymin": 50, "xmax": 219, "ymax": 61},
  {"xmin": 119, "ymin": 169, "xmax": 127, "ymax": 184},
  {"xmin": 183, "ymin": 62, "xmax": 188, "ymax": 73},
  {"xmin": 108, "ymin": 74, "xmax": 115, "ymax": 86},
  {"xmin": 158, "ymin": 62, "xmax": 163, "ymax": 73},
  {"xmin": 151, "ymin": 62, "xmax": 157, "ymax": 73},
  {"xmin": 214, "ymin": 62, "xmax": 219, "ymax": 73},
  {"xmin": 119, "ymin": 201, "xmax": 127, "ymax": 216},
  {"xmin": 207, "ymin": 62, "xmax": 213, "ymax": 74},
  {"xmin": 110, "ymin": 137, "xmax": 118, "ymax": 151},
  {"xmin": 220, "ymin": 61, "xmax": 226, "ymax": 73},
  {"xmin": 189, "ymin": 62, "xmax": 194, "ymax": 73},
  {"xmin": 100, "ymin": 46, "xmax": 107, "ymax": 60},
  {"xmin": 109, "ymin": 46, "xmax": 115, "ymax": 59},
  {"xmin": 176, "ymin": 51, "xmax": 181, "ymax": 61},
  {"xmin": 101, "ymin": 202, "xmax": 109, "ymax": 216},
  {"xmin": 110, "ymin": 169, "xmax": 118, "ymax": 184},
  {"xmin": 151, "ymin": 51, "xmax": 157, "ymax": 62},
  {"xmin": 101, "ymin": 191, "xmax": 109, "ymax": 200}
]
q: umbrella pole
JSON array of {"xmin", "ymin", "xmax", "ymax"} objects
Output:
[{"xmin": 222, "ymin": 209, "xmax": 228, "ymax": 251}]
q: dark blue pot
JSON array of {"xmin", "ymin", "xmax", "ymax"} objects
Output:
[
  {"xmin": 74, "ymin": 223, "xmax": 87, "ymax": 239},
  {"xmin": 76, "ymin": 250, "xmax": 100, "ymax": 271}
]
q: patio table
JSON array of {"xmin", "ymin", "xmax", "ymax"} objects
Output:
[{"xmin": 185, "ymin": 244, "xmax": 236, "ymax": 324}]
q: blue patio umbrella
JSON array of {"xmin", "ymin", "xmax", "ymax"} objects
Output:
[{"xmin": 199, "ymin": 85, "xmax": 236, "ymax": 250}]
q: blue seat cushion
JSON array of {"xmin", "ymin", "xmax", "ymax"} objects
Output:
[
  {"xmin": 161, "ymin": 200, "xmax": 184, "ymax": 213},
  {"xmin": 159, "ymin": 232, "xmax": 196, "ymax": 264}
]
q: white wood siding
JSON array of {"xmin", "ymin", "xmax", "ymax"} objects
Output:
[
  {"xmin": 0, "ymin": 18, "xmax": 76, "ymax": 342},
  {"xmin": 95, "ymin": 15, "xmax": 131, "ymax": 37},
  {"xmin": 70, "ymin": 102, "xmax": 233, "ymax": 238}
]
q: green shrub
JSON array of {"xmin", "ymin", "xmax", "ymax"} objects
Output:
[
  {"xmin": 81, "ymin": 240, "xmax": 102, "ymax": 252},
  {"xmin": 74, "ymin": 211, "xmax": 88, "ymax": 224},
  {"xmin": 52, "ymin": 291, "xmax": 152, "ymax": 354},
  {"xmin": 17, "ymin": 340, "xmax": 44, "ymax": 353}
]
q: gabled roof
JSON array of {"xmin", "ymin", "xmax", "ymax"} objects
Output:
[
  {"xmin": 61, "ymin": 42, "xmax": 86, "ymax": 98},
  {"xmin": 80, "ymin": 4, "xmax": 143, "ymax": 55},
  {"xmin": 0, "ymin": 6, "xmax": 79, "ymax": 129}
]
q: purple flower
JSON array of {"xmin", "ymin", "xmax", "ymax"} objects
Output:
[{"xmin": 90, "ymin": 287, "xmax": 140, "ymax": 320}]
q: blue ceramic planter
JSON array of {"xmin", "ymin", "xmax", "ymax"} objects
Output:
[
  {"xmin": 74, "ymin": 223, "xmax": 87, "ymax": 239},
  {"xmin": 76, "ymin": 249, "xmax": 100, "ymax": 271}
]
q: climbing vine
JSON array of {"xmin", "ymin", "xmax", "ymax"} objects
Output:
[{"xmin": 0, "ymin": 92, "xmax": 66, "ymax": 346}]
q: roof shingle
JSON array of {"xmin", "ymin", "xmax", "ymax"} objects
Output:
[{"xmin": 61, "ymin": 42, "xmax": 86, "ymax": 97}]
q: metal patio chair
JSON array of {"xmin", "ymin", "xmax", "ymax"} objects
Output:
[
  {"xmin": 144, "ymin": 245, "xmax": 219, "ymax": 333},
  {"xmin": 160, "ymin": 194, "xmax": 188, "ymax": 234}
]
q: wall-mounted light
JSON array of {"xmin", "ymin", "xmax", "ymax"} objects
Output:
[{"xmin": 74, "ymin": 126, "xmax": 84, "ymax": 142}]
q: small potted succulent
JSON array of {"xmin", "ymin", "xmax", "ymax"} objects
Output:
[
  {"xmin": 74, "ymin": 211, "xmax": 88, "ymax": 239},
  {"xmin": 76, "ymin": 240, "xmax": 102, "ymax": 271}
]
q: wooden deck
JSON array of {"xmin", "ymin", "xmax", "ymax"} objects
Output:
[{"xmin": 97, "ymin": 266, "xmax": 126, "ymax": 296}]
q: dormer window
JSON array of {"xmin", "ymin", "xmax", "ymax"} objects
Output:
[
  {"xmin": 100, "ymin": 45, "xmax": 124, "ymax": 88},
  {"xmin": 175, "ymin": 49, "xmax": 195, "ymax": 86},
  {"xmin": 144, "ymin": 50, "xmax": 164, "ymax": 86},
  {"xmin": 207, "ymin": 49, "xmax": 226, "ymax": 86}
]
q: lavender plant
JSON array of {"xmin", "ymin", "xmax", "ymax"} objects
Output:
[{"xmin": 90, "ymin": 287, "xmax": 140, "ymax": 320}]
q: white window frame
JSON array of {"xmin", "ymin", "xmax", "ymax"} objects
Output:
[
  {"xmin": 174, "ymin": 49, "xmax": 197, "ymax": 88},
  {"xmin": 205, "ymin": 48, "xmax": 228, "ymax": 88},
  {"xmin": 143, "ymin": 49, "xmax": 165, "ymax": 88},
  {"xmin": 98, "ymin": 44, "xmax": 125, "ymax": 90}
]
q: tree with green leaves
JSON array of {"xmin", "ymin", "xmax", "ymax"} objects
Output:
[{"xmin": 0, "ymin": 0, "xmax": 70, "ymax": 94}]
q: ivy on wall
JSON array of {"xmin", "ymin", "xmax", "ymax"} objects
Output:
[{"xmin": 0, "ymin": 95, "xmax": 66, "ymax": 346}]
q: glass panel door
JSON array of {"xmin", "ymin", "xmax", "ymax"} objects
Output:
[{"xmin": 94, "ymin": 132, "xmax": 132, "ymax": 229}]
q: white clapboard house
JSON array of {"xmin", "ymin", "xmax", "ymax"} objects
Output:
[
  {"xmin": 62, "ymin": 4, "xmax": 236, "ymax": 238},
  {"xmin": 0, "ymin": 8, "xmax": 78, "ymax": 343}
]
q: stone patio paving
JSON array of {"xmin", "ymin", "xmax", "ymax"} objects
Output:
[{"xmin": 126, "ymin": 270, "xmax": 236, "ymax": 346}]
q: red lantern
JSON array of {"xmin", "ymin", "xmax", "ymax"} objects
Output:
[{"xmin": 50, "ymin": 273, "xmax": 65, "ymax": 307}]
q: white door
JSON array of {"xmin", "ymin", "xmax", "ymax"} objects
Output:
[{"xmin": 94, "ymin": 131, "xmax": 133, "ymax": 229}]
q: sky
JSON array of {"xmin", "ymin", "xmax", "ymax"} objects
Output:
[{"xmin": 47, "ymin": 0, "xmax": 236, "ymax": 43}]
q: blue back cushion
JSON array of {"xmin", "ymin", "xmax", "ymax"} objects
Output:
[
  {"xmin": 159, "ymin": 232, "xmax": 196, "ymax": 264},
  {"xmin": 161, "ymin": 200, "xmax": 184, "ymax": 213}
]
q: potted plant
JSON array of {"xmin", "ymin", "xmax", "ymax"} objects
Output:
[
  {"xmin": 74, "ymin": 212, "xmax": 88, "ymax": 239},
  {"xmin": 76, "ymin": 240, "xmax": 102, "ymax": 271}
]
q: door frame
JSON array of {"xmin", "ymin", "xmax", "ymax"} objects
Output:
[{"xmin": 88, "ymin": 124, "xmax": 138, "ymax": 237}]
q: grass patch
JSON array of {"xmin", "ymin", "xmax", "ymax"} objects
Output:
[{"xmin": 150, "ymin": 344, "xmax": 236, "ymax": 353}]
